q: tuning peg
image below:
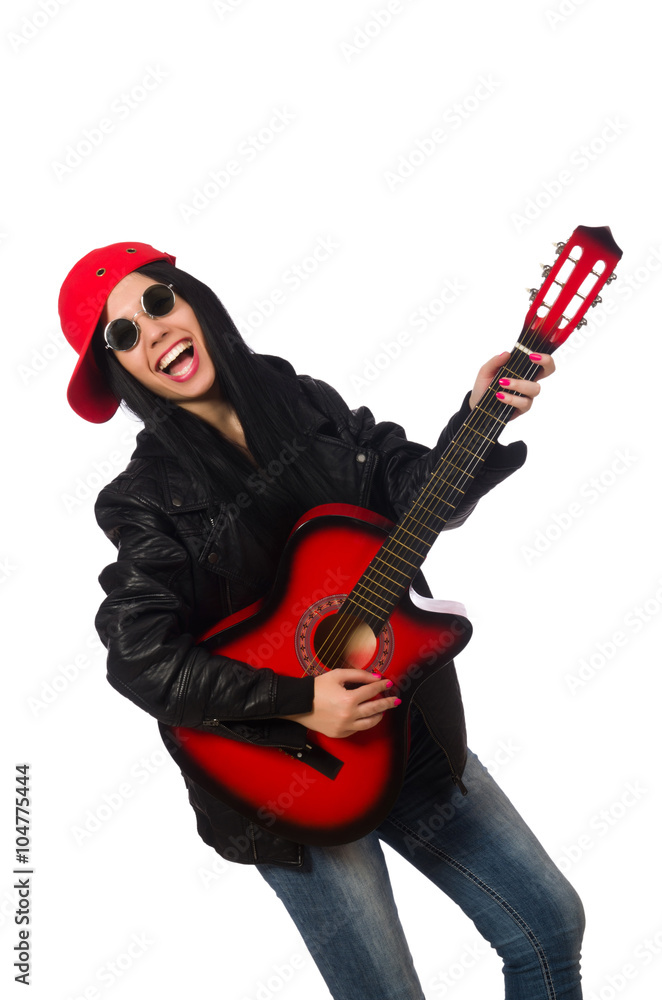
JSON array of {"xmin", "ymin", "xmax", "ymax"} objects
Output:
[
  {"xmin": 606, "ymin": 272, "xmax": 618, "ymax": 284},
  {"xmin": 540, "ymin": 264, "xmax": 552, "ymax": 278},
  {"xmin": 553, "ymin": 241, "xmax": 566, "ymax": 255},
  {"xmin": 590, "ymin": 295, "xmax": 603, "ymax": 308},
  {"xmin": 526, "ymin": 287, "xmax": 539, "ymax": 302},
  {"xmin": 577, "ymin": 318, "xmax": 588, "ymax": 328}
]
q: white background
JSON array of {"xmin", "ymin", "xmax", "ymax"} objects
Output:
[{"xmin": 3, "ymin": 1, "xmax": 660, "ymax": 998}]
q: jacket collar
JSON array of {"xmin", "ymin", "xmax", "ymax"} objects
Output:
[{"xmin": 127, "ymin": 356, "xmax": 329, "ymax": 511}]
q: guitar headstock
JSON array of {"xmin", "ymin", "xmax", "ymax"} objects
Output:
[{"xmin": 521, "ymin": 225, "xmax": 623, "ymax": 353}]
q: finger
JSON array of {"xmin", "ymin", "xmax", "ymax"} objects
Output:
[
  {"xmin": 495, "ymin": 389, "xmax": 534, "ymax": 414},
  {"xmin": 332, "ymin": 668, "xmax": 382, "ymax": 685},
  {"xmin": 526, "ymin": 352, "xmax": 555, "ymax": 379},
  {"xmin": 356, "ymin": 679, "xmax": 396, "ymax": 703},
  {"xmin": 497, "ymin": 377, "xmax": 541, "ymax": 400},
  {"xmin": 479, "ymin": 351, "xmax": 511, "ymax": 380},
  {"xmin": 358, "ymin": 693, "xmax": 401, "ymax": 715},
  {"xmin": 350, "ymin": 712, "xmax": 385, "ymax": 732}
]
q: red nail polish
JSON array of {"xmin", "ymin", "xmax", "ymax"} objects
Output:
[
  {"xmin": 498, "ymin": 378, "xmax": 510, "ymax": 386},
  {"xmin": 393, "ymin": 697, "xmax": 402, "ymax": 706},
  {"xmin": 372, "ymin": 671, "xmax": 382, "ymax": 678},
  {"xmin": 385, "ymin": 679, "xmax": 393, "ymax": 688},
  {"xmin": 530, "ymin": 353, "xmax": 542, "ymax": 362},
  {"xmin": 496, "ymin": 392, "xmax": 506, "ymax": 400}
]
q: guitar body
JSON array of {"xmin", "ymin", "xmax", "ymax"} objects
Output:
[{"xmin": 163, "ymin": 504, "xmax": 472, "ymax": 846}]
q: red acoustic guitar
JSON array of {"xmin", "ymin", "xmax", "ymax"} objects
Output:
[{"xmin": 162, "ymin": 225, "xmax": 622, "ymax": 846}]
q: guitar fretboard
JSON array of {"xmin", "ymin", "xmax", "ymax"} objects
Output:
[
  {"xmin": 340, "ymin": 335, "xmax": 549, "ymax": 634},
  {"xmin": 315, "ymin": 224, "xmax": 621, "ymax": 665}
]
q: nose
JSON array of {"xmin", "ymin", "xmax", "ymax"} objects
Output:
[{"xmin": 139, "ymin": 310, "xmax": 173, "ymax": 347}]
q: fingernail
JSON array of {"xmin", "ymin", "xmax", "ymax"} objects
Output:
[
  {"xmin": 393, "ymin": 697, "xmax": 402, "ymax": 706},
  {"xmin": 496, "ymin": 392, "xmax": 506, "ymax": 400},
  {"xmin": 498, "ymin": 378, "xmax": 510, "ymax": 386},
  {"xmin": 530, "ymin": 353, "xmax": 542, "ymax": 362},
  {"xmin": 372, "ymin": 671, "xmax": 382, "ymax": 678},
  {"xmin": 385, "ymin": 679, "xmax": 393, "ymax": 688}
]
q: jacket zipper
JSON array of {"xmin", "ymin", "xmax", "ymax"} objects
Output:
[{"xmin": 415, "ymin": 707, "xmax": 468, "ymax": 795}]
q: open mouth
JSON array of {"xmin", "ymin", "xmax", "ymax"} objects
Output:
[{"xmin": 157, "ymin": 339, "xmax": 197, "ymax": 380}]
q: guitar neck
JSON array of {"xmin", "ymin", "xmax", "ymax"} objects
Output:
[
  {"xmin": 332, "ymin": 224, "xmax": 622, "ymax": 641},
  {"xmin": 343, "ymin": 338, "xmax": 548, "ymax": 633}
]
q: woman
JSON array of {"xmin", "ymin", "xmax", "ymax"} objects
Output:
[{"xmin": 60, "ymin": 241, "xmax": 585, "ymax": 999}]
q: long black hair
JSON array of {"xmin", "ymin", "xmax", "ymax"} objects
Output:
[{"xmin": 91, "ymin": 261, "xmax": 338, "ymax": 551}]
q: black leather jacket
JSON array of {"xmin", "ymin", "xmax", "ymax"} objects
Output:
[{"xmin": 94, "ymin": 358, "xmax": 526, "ymax": 866}]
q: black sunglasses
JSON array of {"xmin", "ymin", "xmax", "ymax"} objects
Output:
[{"xmin": 104, "ymin": 283, "xmax": 176, "ymax": 352}]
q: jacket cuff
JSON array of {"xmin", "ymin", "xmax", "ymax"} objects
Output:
[{"xmin": 273, "ymin": 674, "xmax": 315, "ymax": 716}]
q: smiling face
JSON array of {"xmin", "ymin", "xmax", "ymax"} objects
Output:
[{"xmin": 101, "ymin": 271, "xmax": 222, "ymax": 414}]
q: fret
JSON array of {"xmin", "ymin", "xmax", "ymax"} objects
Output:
[
  {"xmin": 420, "ymin": 473, "xmax": 466, "ymax": 494},
  {"xmin": 392, "ymin": 523, "xmax": 435, "ymax": 548},
  {"xmin": 406, "ymin": 509, "xmax": 451, "ymax": 533},
  {"xmin": 373, "ymin": 550, "xmax": 419, "ymax": 573},
  {"xmin": 474, "ymin": 404, "xmax": 506, "ymax": 423},
  {"xmin": 378, "ymin": 541, "xmax": 423, "ymax": 564},
  {"xmin": 461, "ymin": 425, "xmax": 497, "ymax": 445},
  {"xmin": 449, "ymin": 441, "xmax": 484, "ymax": 460}
]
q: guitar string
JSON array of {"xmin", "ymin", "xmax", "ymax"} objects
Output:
[
  {"xmin": 313, "ymin": 251, "xmax": 612, "ymax": 670},
  {"xmin": 311, "ymin": 332, "xmax": 550, "ymax": 670},
  {"xmin": 311, "ymin": 320, "xmax": 549, "ymax": 670},
  {"xmin": 334, "ymin": 257, "xmax": 600, "ymax": 628}
]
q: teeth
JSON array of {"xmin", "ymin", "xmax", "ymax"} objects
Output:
[{"xmin": 158, "ymin": 339, "xmax": 193, "ymax": 372}]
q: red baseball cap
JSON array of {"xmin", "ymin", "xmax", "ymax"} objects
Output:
[{"xmin": 59, "ymin": 241, "xmax": 176, "ymax": 423}]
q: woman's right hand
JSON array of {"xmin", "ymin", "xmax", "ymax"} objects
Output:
[{"xmin": 281, "ymin": 669, "xmax": 401, "ymax": 738}]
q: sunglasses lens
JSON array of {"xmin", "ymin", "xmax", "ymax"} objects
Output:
[
  {"xmin": 105, "ymin": 319, "xmax": 139, "ymax": 352},
  {"xmin": 143, "ymin": 283, "xmax": 175, "ymax": 318}
]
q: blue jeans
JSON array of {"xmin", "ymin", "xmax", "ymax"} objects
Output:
[{"xmin": 257, "ymin": 706, "xmax": 585, "ymax": 999}]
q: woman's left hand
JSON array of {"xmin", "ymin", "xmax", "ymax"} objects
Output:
[{"xmin": 468, "ymin": 351, "xmax": 556, "ymax": 420}]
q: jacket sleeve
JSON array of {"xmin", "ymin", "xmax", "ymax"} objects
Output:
[
  {"xmin": 301, "ymin": 379, "xmax": 527, "ymax": 528},
  {"xmin": 94, "ymin": 488, "xmax": 314, "ymax": 741}
]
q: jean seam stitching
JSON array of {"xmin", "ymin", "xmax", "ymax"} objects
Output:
[{"xmin": 382, "ymin": 816, "xmax": 557, "ymax": 1000}]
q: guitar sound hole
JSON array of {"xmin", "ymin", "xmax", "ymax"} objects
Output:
[
  {"xmin": 295, "ymin": 595, "xmax": 394, "ymax": 678},
  {"xmin": 312, "ymin": 612, "xmax": 378, "ymax": 673}
]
